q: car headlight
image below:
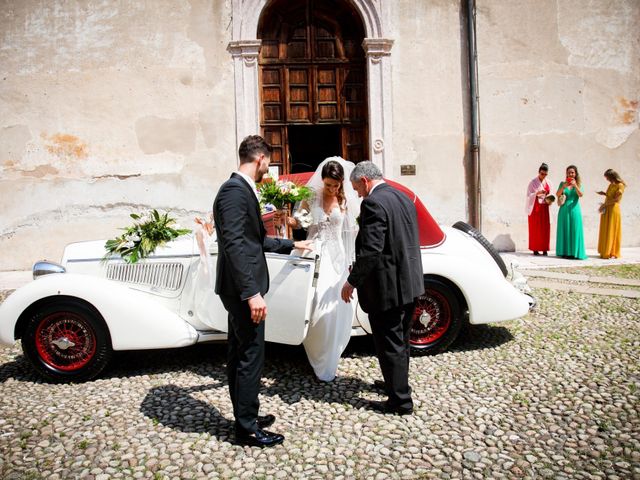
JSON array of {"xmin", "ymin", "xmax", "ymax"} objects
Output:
[{"xmin": 33, "ymin": 261, "xmax": 66, "ymax": 279}]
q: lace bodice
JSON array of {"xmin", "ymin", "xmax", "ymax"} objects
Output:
[{"xmin": 308, "ymin": 206, "xmax": 345, "ymax": 243}]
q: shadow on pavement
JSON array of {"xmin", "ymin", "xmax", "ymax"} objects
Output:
[
  {"xmin": 451, "ymin": 324, "xmax": 514, "ymax": 353},
  {"xmin": 139, "ymin": 383, "xmax": 234, "ymax": 442},
  {"xmin": 0, "ymin": 358, "xmax": 42, "ymax": 384}
]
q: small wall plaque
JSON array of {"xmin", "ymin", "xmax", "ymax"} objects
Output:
[{"xmin": 400, "ymin": 164, "xmax": 416, "ymax": 176}]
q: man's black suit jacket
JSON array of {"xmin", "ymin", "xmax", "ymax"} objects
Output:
[
  {"xmin": 347, "ymin": 183, "xmax": 424, "ymax": 313},
  {"xmin": 213, "ymin": 173, "xmax": 293, "ymax": 301}
]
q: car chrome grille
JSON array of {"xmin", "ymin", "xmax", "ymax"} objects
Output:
[{"xmin": 105, "ymin": 262, "xmax": 184, "ymax": 291}]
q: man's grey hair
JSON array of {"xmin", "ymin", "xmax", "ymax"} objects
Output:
[{"xmin": 350, "ymin": 161, "xmax": 383, "ymax": 182}]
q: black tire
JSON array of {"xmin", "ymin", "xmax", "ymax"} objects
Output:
[
  {"xmin": 452, "ymin": 221, "xmax": 508, "ymax": 277},
  {"xmin": 410, "ymin": 277, "xmax": 463, "ymax": 355},
  {"xmin": 21, "ymin": 300, "xmax": 112, "ymax": 382}
]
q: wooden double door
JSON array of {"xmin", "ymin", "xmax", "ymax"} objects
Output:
[{"xmin": 258, "ymin": 0, "xmax": 368, "ymax": 174}]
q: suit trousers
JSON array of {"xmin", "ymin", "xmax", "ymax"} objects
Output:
[
  {"xmin": 220, "ymin": 295, "xmax": 264, "ymax": 434},
  {"xmin": 369, "ymin": 301, "xmax": 415, "ymax": 410}
]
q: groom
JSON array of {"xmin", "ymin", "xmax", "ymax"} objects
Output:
[
  {"xmin": 341, "ymin": 161, "xmax": 424, "ymax": 415},
  {"xmin": 213, "ymin": 135, "xmax": 311, "ymax": 447}
]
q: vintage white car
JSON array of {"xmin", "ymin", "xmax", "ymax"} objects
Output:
[{"xmin": 0, "ymin": 175, "xmax": 533, "ymax": 382}]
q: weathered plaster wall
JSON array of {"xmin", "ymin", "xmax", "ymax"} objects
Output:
[
  {"xmin": 1, "ymin": 0, "xmax": 638, "ymax": 270},
  {"xmin": 390, "ymin": 0, "xmax": 469, "ymax": 227},
  {"xmin": 477, "ymin": 0, "xmax": 640, "ymax": 251},
  {"xmin": 0, "ymin": 0, "xmax": 235, "ymax": 269}
]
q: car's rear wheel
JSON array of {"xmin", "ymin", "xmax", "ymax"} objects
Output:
[
  {"xmin": 22, "ymin": 300, "xmax": 112, "ymax": 382},
  {"xmin": 410, "ymin": 278, "xmax": 463, "ymax": 355}
]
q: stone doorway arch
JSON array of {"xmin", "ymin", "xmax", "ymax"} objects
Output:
[{"xmin": 228, "ymin": 0, "xmax": 394, "ymax": 173}]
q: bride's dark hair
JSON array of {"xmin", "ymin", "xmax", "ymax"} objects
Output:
[{"xmin": 321, "ymin": 160, "xmax": 346, "ymax": 207}]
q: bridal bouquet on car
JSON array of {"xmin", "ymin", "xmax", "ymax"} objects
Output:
[
  {"xmin": 257, "ymin": 175, "xmax": 312, "ymax": 209},
  {"xmin": 258, "ymin": 175, "xmax": 312, "ymax": 238},
  {"xmin": 104, "ymin": 209, "xmax": 191, "ymax": 263}
]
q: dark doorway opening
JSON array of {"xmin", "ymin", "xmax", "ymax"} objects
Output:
[{"xmin": 287, "ymin": 125, "xmax": 341, "ymax": 173}]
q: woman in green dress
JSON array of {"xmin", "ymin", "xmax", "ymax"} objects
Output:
[{"xmin": 555, "ymin": 165, "xmax": 587, "ymax": 259}]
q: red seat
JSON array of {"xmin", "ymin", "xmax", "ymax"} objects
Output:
[{"xmin": 262, "ymin": 172, "xmax": 445, "ymax": 248}]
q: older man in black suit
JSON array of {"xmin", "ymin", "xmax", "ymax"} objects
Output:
[
  {"xmin": 341, "ymin": 161, "xmax": 424, "ymax": 415},
  {"xmin": 214, "ymin": 135, "xmax": 311, "ymax": 447}
]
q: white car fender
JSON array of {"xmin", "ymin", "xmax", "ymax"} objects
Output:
[
  {"xmin": 0, "ymin": 273, "xmax": 198, "ymax": 350},
  {"xmin": 424, "ymin": 253, "xmax": 530, "ymax": 325}
]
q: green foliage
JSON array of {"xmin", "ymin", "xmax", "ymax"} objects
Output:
[{"xmin": 104, "ymin": 209, "xmax": 191, "ymax": 264}]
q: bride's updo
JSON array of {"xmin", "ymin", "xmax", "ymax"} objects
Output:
[{"xmin": 321, "ymin": 160, "xmax": 346, "ymax": 207}]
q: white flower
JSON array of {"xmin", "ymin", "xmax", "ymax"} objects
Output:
[
  {"xmin": 294, "ymin": 208, "xmax": 313, "ymax": 229},
  {"xmin": 124, "ymin": 241, "xmax": 135, "ymax": 248}
]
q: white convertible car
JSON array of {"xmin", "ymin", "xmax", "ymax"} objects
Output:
[{"xmin": 0, "ymin": 175, "xmax": 533, "ymax": 382}]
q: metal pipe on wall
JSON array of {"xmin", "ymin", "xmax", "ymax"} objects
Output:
[{"xmin": 466, "ymin": 0, "xmax": 481, "ymax": 230}]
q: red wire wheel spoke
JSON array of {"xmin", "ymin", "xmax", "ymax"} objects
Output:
[
  {"xmin": 34, "ymin": 312, "xmax": 97, "ymax": 371},
  {"xmin": 411, "ymin": 290, "xmax": 452, "ymax": 345}
]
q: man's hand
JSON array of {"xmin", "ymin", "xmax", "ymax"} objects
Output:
[
  {"xmin": 248, "ymin": 294, "xmax": 267, "ymax": 324},
  {"xmin": 341, "ymin": 281, "xmax": 355, "ymax": 303},
  {"xmin": 293, "ymin": 240, "xmax": 314, "ymax": 253}
]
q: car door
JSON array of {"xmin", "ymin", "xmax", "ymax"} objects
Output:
[
  {"xmin": 190, "ymin": 248, "xmax": 318, "ymax": 345},
  {"xmin": 263, "ymin": 252, "xmax": 318, "ymax": 344}
]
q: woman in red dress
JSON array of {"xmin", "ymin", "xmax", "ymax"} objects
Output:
[{"xmin": 526, "ymin": 163, "xmax": 551, "ymax": 256}]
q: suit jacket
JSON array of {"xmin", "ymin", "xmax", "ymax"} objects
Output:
[
  {"xmin": 347, "ymin": 183, "xmax": 424, "ymax": 313},
  {"xmin": 213, "ymin": 173, "xmax": 294, "ymax": 301}
]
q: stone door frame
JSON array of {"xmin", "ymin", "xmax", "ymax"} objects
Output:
[{"xmin": 228, "ymin": 0, "xmax": 394, "ymax": 173}]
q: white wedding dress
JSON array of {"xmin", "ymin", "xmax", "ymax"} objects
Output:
[{"xmin": 302, "ymin": 204, "xmax": 355, "ymax": 382}]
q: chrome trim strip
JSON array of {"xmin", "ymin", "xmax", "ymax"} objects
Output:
[
  {"xmin": 420, "ymin": 232, "xmax": 447, "ymax": 250},
  {"xmin": 67, "ymin": 254, "xmax": 202, "ymax": 263},
  {"xmin": 69, "ymin": 252, "xmax": 313, "ymax": 263}
]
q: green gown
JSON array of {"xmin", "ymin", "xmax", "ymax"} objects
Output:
[{"xmin": 556, "ymin": 182, "xmax": 587, "ymax": 259}]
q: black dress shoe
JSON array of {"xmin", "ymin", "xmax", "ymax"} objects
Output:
[
  {"xmin": 533, "ymin": 251, "xmax": 540, "ymax": 256},
  {"xmin": 367, "ymin": 400, "xmax": 413, "ymax": 416},
  {"xmin": 542, "ymin": 251, "xmax": 548, "ymax": 256},
  {"xmin": 257, "ymin": 414, "xmax": 275, "ymax": 429},
  {"xmin": 235, "ymin": 428, "xmax": 284, "ymax": 448}
]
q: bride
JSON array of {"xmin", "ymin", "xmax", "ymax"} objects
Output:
[{"xmin": 288, "ymin": 157, "xmax": 360, "ymax": 381}]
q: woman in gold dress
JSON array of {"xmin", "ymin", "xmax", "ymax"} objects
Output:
[{"xmin": 596, "ymin": 169, "xmax": 626, "ymax": 259}]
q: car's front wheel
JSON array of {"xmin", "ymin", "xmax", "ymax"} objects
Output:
[
  {"xmin": 21, "ymin": 300, "xmax": 112, "ymax": 382},
  {"xmin": 410, "ymin": 278, "xmax": 463, "ymax": 355}
]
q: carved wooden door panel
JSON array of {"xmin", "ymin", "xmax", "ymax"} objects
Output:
[
  {"xmin": 287, "ymin": 67, "xmax": 313, "ymax": 123},
  {"xmin": 258, "ymin": 0, "xmax": 367, "ymax": 174}
]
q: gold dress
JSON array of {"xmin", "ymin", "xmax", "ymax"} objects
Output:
[{"xmin": 597, "ymin": 183, "xmax": 625, "ymax": 259}]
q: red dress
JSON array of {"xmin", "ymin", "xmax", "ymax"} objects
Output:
[{"xmin": 528, "ymin": 183, "xmax": 550, "ymax": 252}]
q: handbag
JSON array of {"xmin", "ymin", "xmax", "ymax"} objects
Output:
[{"xmin": 557, "ymin": 194, "xmax": 566, "ymax": 207}]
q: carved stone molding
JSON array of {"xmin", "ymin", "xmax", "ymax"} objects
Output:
[
  {"xmin": 227, "ymin": 40, "xmax": 261, "ymax": 65},
  {"xmin": 227, "ymin": 40, "xmax": 262, "ymax": 147},
  {"xmin": 363, "ymin": 38, "xmax": 394, "ymax": 61},
  {"xmin": 231, "ymin": 0, "xmax": 387, "ymax": 41},
  {"xmin": 228, "ymin": 1, "xmax": 394, "ymax": 174},
  {"xmin": 363, "ymin": 38, "xmax": 394, "ymax": 173}
]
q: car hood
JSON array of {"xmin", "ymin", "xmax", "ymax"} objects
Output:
[{"xmin": 61, "ymin": 235, "xmax": 198, "ymax": 264}]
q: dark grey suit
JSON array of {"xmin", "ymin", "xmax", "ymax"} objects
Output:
[
  {"xmin": 213, "ymin": 172, "xmax": 293, "ymax": 434},
  {"xmin": 347, "ymin": 182, "xmax": 424, "ymax": 409}
]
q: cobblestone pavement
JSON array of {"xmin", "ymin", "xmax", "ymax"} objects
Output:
[{"xmin": 0, "ymin": 286, "xmax": 638, "ymax": 480}]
